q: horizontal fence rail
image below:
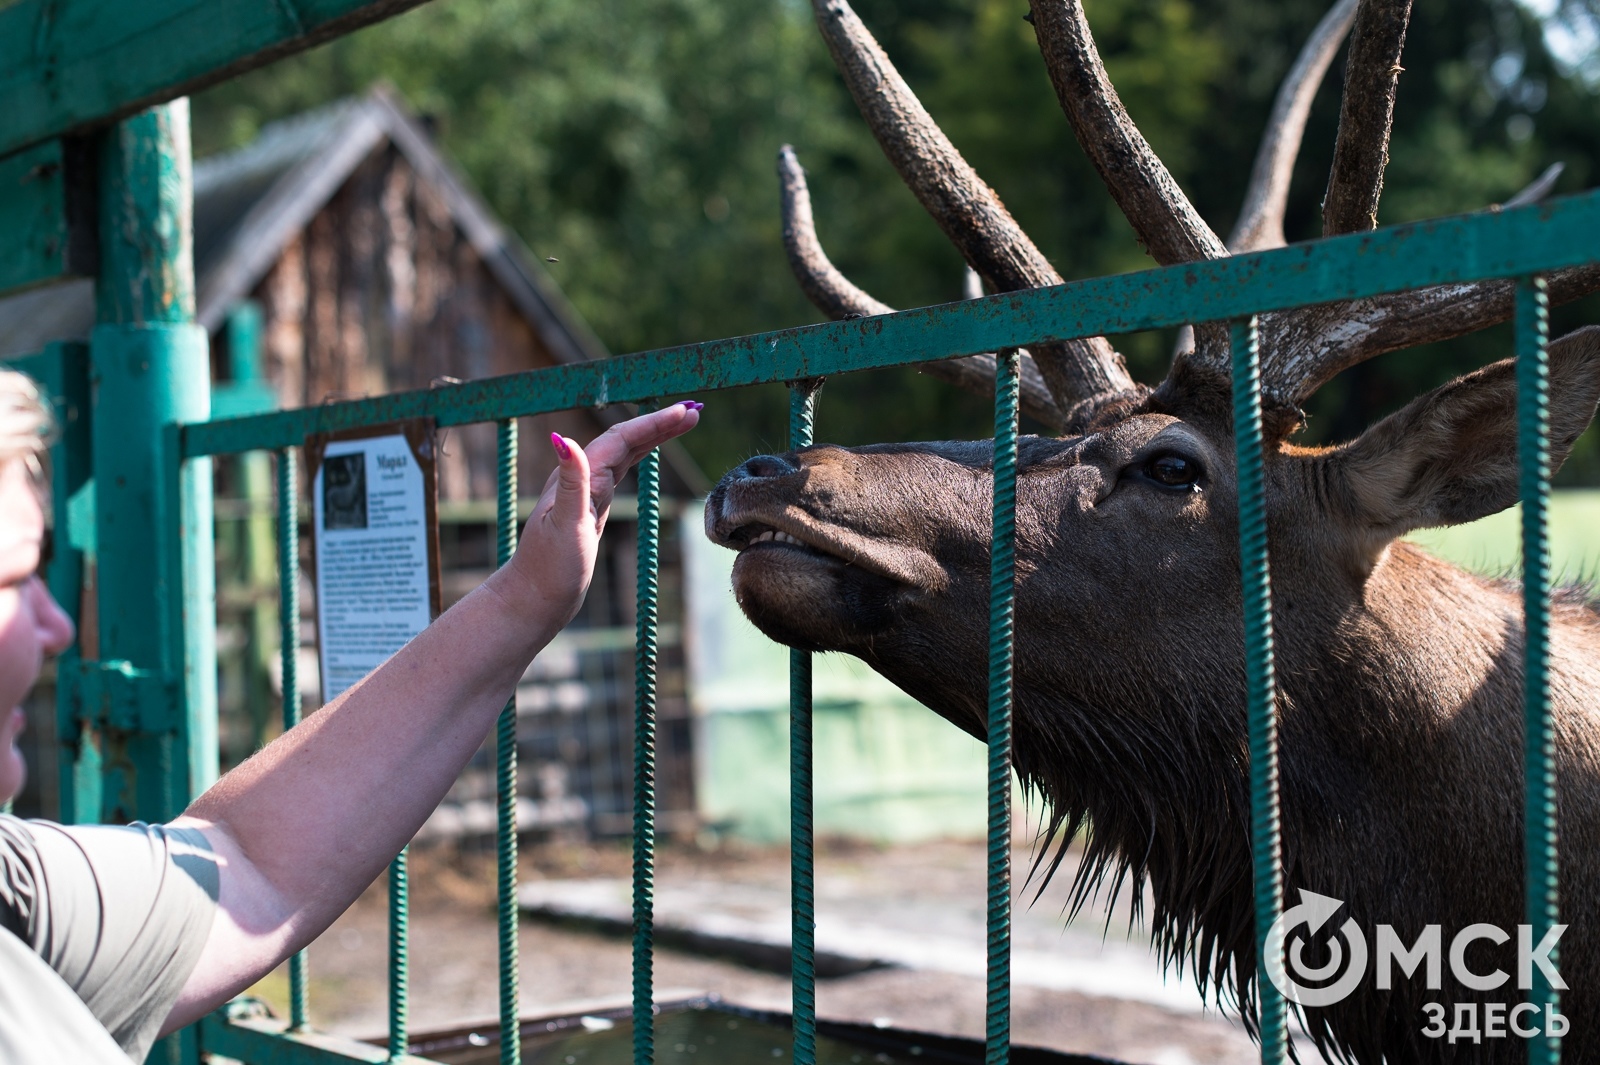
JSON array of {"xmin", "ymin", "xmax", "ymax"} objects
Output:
[{"xmin": 182, "ymin": 192, "xmax": 1600, "ymax": 459}]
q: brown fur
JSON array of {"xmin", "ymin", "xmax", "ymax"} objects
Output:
[{"xmin": 706, "ymin": 326, "xmax": 1600, "ymax": 1063}]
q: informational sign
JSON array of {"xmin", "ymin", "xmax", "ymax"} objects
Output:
[{"xmin": 307, "ymin": 420, "xmax": 441, "ymax": 703}]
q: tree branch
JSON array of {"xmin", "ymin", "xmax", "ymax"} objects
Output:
[
  {"xmin": 1027, "ymin": 0, "xmax": 1228, "ymax": 265},
  {"xmin": 1321, "ymin": 0, "xmax": 1413, "ymax": 236},
  {"xmin": 1229, "ymin": 0, "xmax": 1360, "ymax": 252}
]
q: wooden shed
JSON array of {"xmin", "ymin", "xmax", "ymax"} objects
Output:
[{"xmin": 0, "ymin": 87, "xmax": 704, "ymax": 838}]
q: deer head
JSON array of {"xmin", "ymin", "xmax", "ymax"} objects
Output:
[{"xmin": 707, "ymin": 0, "xmax": 1600, "ymax": 1059}]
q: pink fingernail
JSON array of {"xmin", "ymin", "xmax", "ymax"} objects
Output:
[{"xmin": 550, "ymin": 433, "xmax": 572, "ymax": 460}]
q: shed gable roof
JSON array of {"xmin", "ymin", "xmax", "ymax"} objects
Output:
[{"xmin": 0, "ymin": 87, "xmax": 607, "ymax": 370}]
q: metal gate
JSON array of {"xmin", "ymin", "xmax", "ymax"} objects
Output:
[{"xmin": 0, "ymin": 6, "xmax": 1594, "ymax": 1065}]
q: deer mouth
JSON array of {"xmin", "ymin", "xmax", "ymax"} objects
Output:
[{"xmin": 710, "ymin": 508, "xmax": 947, "ymax": 592}]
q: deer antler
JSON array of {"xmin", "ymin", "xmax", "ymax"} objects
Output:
[
  {"xmin": 1172, "ymin": 0, "xmax": 1359, "ymax": 359},
  {"xmin": 777, "ymin": 145, "xmax": 894, "ymax": 321},
  {"xmin": 1264, "ymin": 264, "xmax": 1600, "ymax": 408},
  {"xmin": 808, "ymin": 0, "xmax": 1135, "ymax": 412},
  {"xmin": 1028, "ymin": 0, "xmax": 1228, "ymax": 266},
  {"xmin": 1322, "ymin": 0, "xmax": 1414, "ymax": 235},
  {"xmin": 777, "ymin": 145, "xmax": 1071, "ymax": 430},
  {"xmin": 1229, "ymin": 0, "xmax": 1361, "ymax": 252},
  {"xmin": 1502, "ymin": 162, "xmax": 1565, "ymax": 209},
  {"xmin": 1227, "ymin": 0, "xmax": 1600, "ymax": 416}
]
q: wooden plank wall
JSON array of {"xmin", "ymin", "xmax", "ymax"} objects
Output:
[{"xmin": 233, "ymin": 144, "xmax": 597, "ymax": 503}]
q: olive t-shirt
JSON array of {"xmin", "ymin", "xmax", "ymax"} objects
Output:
[{"xmin": 0, "ymin": 816, "xmax": 220, "ymax": 1063}]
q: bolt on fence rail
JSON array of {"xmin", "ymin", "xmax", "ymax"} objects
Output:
[{"xmin": 141, "ymin": 191, "xmax": 1591, "ymax": 1065}]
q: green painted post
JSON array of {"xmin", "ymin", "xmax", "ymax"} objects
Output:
[
  {"xmin": 788, "ymin": 381, "xmax": 820, "ymax": 1065},
  {"xmin": 1517, "ymin": 276, "xmax": 1561, "ymax": 1062},
  {"xmin": 5, "ymin": 343, "xmax": 95, "ymax": 823},
  {"xmin": 1230, "ymin": 317, "xmax": 1285, "ymax": 1065},
  {"xmin": 89, "ymin": 98, "xmax": 215, "ymax": 824},
  {"xmin": 46, "ymin": 344, "xmax": 95, "ymax": 825},
  {"xmin": 228, "ymin": 304, "xmax": 280, "ymax": 753},
  {"xmin": 88, "ymin": 98, "xmax": 213, "ymax": 1065},
  {"xmin": 986, "ymin": 351, "xmax": 1019, "ymax": 1065},
  {"xmin": 496, "ymin": 419, "xmax": 522, "ymax": 1065}
]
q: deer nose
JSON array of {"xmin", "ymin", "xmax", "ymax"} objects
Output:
[{"xmin": 734, "ymin": 454, "xmax": 800, "ymax": 480}]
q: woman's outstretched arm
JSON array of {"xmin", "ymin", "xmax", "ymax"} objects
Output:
[{"xmin": 162, "ymin": 403, "xmax": 700, "ymax": 1029}]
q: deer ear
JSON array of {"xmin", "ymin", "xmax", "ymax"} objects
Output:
[{"xmin": 1326, "ymin": 325, "xmax": 1600, "ymax": 540}]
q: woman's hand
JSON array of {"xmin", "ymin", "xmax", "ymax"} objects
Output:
[
  {"xmin": 493, "ymin": 402, "xmax": 702, "ymax": 637},
  {"xmin": 170, "ymin": 401, "xmax": 701, "ymax": 1028}
]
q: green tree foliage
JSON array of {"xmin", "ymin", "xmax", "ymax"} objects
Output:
[{"xmin": 191, "ymin": 0, "xmax": 1600, "ymax": 478}]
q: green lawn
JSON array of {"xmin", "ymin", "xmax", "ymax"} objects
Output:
[{"xmin": 1406, "ymin": 490, "xmax": 1600, "ymax": 582}]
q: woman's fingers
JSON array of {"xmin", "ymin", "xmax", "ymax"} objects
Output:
[
  {"xmin": 546, "ymin": 432, "xmax": 593, "ymax": 532},
  {"xmin": 584, "ymin": 402, "xmax": 702, "ymax": 485}
]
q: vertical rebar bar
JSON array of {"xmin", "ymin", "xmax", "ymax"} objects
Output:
[
  {"xmin": 1517, "ymin": 276, "xmax": 1561, "ymax": 1063},
  {"xmin": 789, "ymin": 381, "xmax": 820, "ymax": 1065},
  {"xmin": 383, "ymin": 855, "xmax": 408, "ymax": 1064},
  {"xmin": 633, "ymin": 428, "xmax": 662, "ymax": 1065},
  {"xmin": 986, "ymin": 351, "xmax": 1019, "ymax": 1065},
  {"xmin": 1230, "ymin": 317, "xmax": 1285, "ymax": 1065},
  {"xmin": 389, "ymin": 846, "xmax": 409, "ymax": 1061},
  {"xmin": 497, "ymin": 420, "xmax": 522, "ymax": 1065},
  {"xmin": 278, "ymin": 447, "xmax": 309, "ymax": 1032}
]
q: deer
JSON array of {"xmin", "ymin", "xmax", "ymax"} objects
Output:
[{"xmin": 702, "ymin": 0, "xmax": 1600, "ymax": 1060}]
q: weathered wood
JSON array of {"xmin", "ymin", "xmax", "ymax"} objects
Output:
[
  {"xmin": 0, "ymin": 0, "xmax": 431, "ymax": 161},
  {"xmin": 255, "ymin": 145, "xmax": 593, "ymax": 502}
]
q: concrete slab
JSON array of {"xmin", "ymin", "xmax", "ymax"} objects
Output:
[{"xmin": 519, "ymin": 873, "xmax": 1210, "ymax": 1015}]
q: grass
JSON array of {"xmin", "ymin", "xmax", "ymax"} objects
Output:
[{"xmin": 1406, "ymin": 490, "xmax": 1600, "ymax": 583}]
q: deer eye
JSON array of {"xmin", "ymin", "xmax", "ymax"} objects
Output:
[{"xmin": 1143, "ymin": 453, "xmax": 1201, "ymax": 490}]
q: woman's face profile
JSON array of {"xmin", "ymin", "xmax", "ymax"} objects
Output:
[{"xmin": 0, "ymin": 460, "xmax": 74, "ymax": 804}]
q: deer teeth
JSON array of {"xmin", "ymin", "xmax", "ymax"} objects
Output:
[{"xmin": 747, "ymin": 529, "xmax": 805, "ymax": 548}]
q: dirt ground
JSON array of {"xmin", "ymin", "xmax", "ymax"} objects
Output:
[{"xmin": 246, "ymin": 838, "xmax": 1273, "ymax": 1065}]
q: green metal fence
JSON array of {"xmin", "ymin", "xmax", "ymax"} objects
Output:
[
  {"xmin": 3, "ymin": 102, "xmax": 1593, "ymax": 1063},
  {"xmin": 131, "ymin": 188, "xmax": 1586, "ymax": 1064},
  {"xmin": 0, "ymin": 5, "xmax": 1592, "ymax": 1059}
]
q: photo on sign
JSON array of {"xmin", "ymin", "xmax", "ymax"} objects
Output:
[{"xmin": 323, "ymin": 452, "xmax": 368, "ymax": 530}]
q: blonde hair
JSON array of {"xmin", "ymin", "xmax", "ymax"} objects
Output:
[{"xmin": 0, "ymin": 370, "xmax": 54, "ymax": 487}]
